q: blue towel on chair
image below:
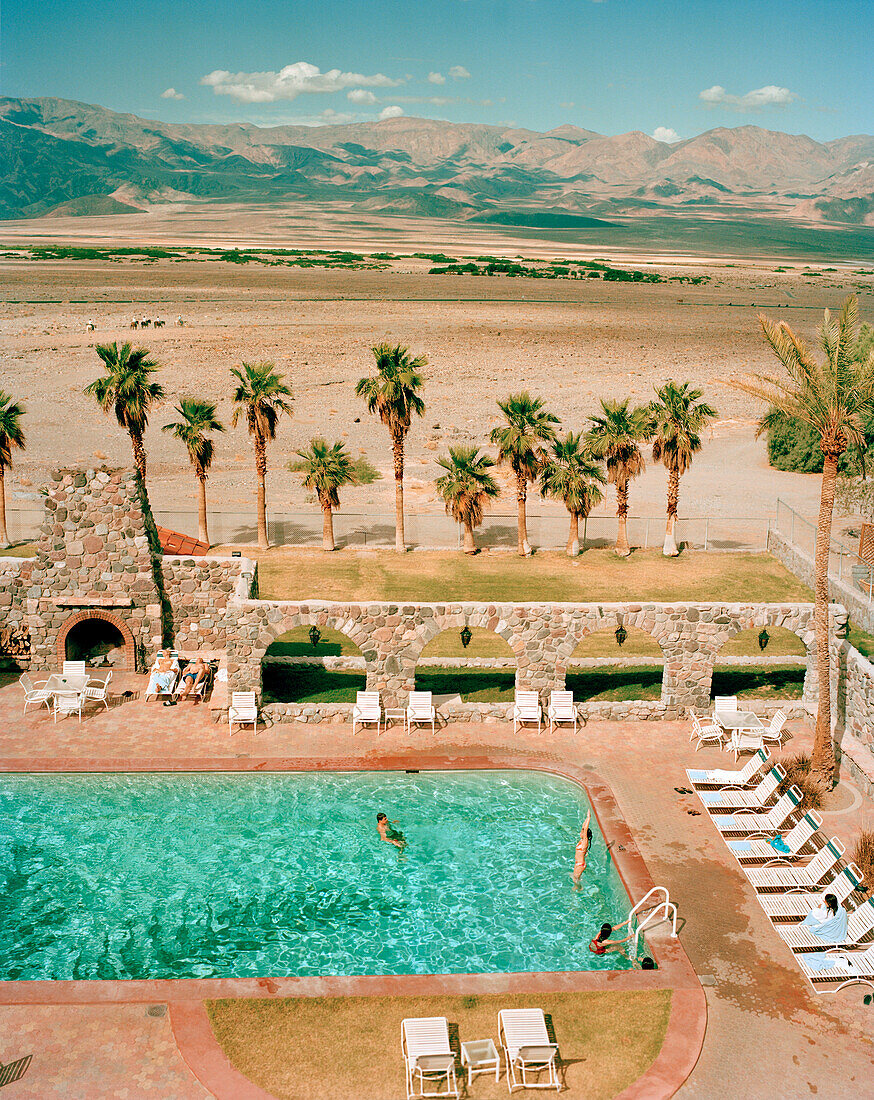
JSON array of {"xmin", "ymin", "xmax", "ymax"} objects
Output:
[
  {"xmin": 687, "ymin": 771, "xmax": 709, "ymax": 782},
  {"xmin": 804, "ymin": 952, "xmax": 839, "ymax": 972},
  {"xmin": 768, "ymin": 834, "xmax": 791, "ymax": 854},
  {"xmin": 714, "ymin": 815, "xmax": 738, "ymax": 830},
  {"xmin": 700, "ymin": 792, "xmax": 722, "ymax": 804},
  {"xmin": 727, "ymin": 841, "xmax": 753, "ymax": 853}
]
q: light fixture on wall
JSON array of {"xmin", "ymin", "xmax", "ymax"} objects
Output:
[
  {"xmin": 758, "ymin": 628, "xmax": 770, "ymax": 651},
  {"xmin": 615, "ymin": 620, "xmax": 627, "ymax": 647},
  {"xmin": 460, "ymin": 626, "xmax": 472, "ymax": 649},
  {"xmin": 309, "ymin": 625, "xmax": 322, "ymax": 648}
]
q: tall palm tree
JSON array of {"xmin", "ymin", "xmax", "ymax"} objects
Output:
[
  {"xmin": 294, "ymin": 439, "xmax": 360, "ymax": 551},
  {"xmin": 650, "ymin": 381, "xmax": 718, "ymax": 557},
  {"xmin": 0, "ymin": 391, "xmax": 26, "ymax": 548},
  {"xmin": 435, "ymin": 445, "xmax": 500, "ymax": 554},
  {"xmin": 540, "ymin": 432, "xmax": 605, "ymax": 556},
  {"xmin": 731, "ymin": 295, "xmax": 874, "ymax": 790},
  {"xmin": 490, "ymin": 392, "xmax": 560, "ymax": 556},
  {"xmin": 586, "ymin": 398, "xmax": 652, "ymax": 557},
  {"xmin": 231, "ymin": 362, "xmax": 293, "ymax": 549},
  {"xmin": 162, "ymin": 398, "xmax": 225, "ymax": 546},
  {"xmin": 84, "ymin": 342, "xmax": 164, "ymax": 482},
  {"xmin": 356, "ymin": 343, "xmax": 426, "ymax": 552}
]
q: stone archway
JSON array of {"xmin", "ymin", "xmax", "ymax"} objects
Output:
[{"xmin": 55, "ymin": 610, "xmax": 138, "ymax": 670}]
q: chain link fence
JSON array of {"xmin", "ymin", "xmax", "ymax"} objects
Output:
[{"xmin": 772, "ymin": 498, "xmax": 874, "ymax": 599}]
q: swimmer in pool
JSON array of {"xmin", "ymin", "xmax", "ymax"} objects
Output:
[
  {"xmin": 376, "ymin": 812, "xmax": 406, "ymax": 850},
  {"xmin": 572, "ymin": 810, "xmax": 592, "ymax": 885},
  {"xmin": 589, "ymin": 918, "xmax": 633, "ymax": 956}
]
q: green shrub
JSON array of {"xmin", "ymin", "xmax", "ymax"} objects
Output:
[{"xmin": 765, "ymin": 407, "xmax": 874, "ymax": 473}]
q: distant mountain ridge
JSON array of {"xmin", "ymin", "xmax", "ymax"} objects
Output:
[{"xmin": 1, "ymin": 95, "xmax": 872, "ymax": 226}]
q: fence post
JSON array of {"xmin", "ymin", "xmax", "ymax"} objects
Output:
[
  {"xmin": 790, "ymin": 510, "xmax": 795, "ymax": 544},
  {"xmin": 703, "ymin": 518, "xmax": 709, "ymax": 552},
  {"xmin": 582, "ymin": 516, "xmax": 587, "ymax": 553},
  {"xmin": 644, "ymin": 518, "xmax": 649, "ymax": 550}
]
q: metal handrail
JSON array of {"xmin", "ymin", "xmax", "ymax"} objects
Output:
[{"xmin": 628, "ymin": 886, "xmax": 679, "ymax": 952}]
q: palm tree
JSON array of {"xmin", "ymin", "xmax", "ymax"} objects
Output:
[
  {"xmin": 731, "ymin": 295, "xmax": 874, "ymax": 790},
  {"xmin": 540, "ymin": 432, "xmax": 605, "ymax": 556},
  {"xmin": 650, "ymin": 381, "xmax": 718, "ymax": 557},
  {"xmin": 0, "ymin": 391, "xmax": 26, "ymax": 548},
  {"xmin": 490, "ymin": 392, "xmax": 560, "ymax": 556},
  {"xmin": 231, "ymin": 362, "xmax": 293, "ymax": 549},
  {"xmin": 294, "ymin": 439, "xmax": 360, "ymax": 551},
  {"xmin": 356, "ymin": 343, "xmax": 426, "ymax": 552},
  {"xmin": 84, "ymin": 342, "xmax": 164, "ymax": 482},
  {"xmin": 586, "ymin": 398, "xmax": 652, "ymax": 557},
  {"xmin": 435, "ymin": 445, "xmax": 500, "ymax": 554},
  {"xmin": 162, "ymin": 398, "xmax": 225, "ymax": 545}
]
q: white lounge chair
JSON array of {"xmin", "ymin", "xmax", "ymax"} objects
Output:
[
  {"xmin": 62, "ymin": 661, "xmax": 87, "ymax": 677},
  {"xmin": 696, "ymin": 765, "xmax": 784, "ymax": 812},
  {"xmin": 761, "ymin": 708, "xmax": 788, "ymax": 746},
  {"xmin": 690, "ymin": 712, "xmax": 723, "ymax": 751},
  {"xmin": 547, "ymin": 691, "xmax": 577, "ymax": 734},
  {"xmin": 407, "ymin": 691, "xmax": 436, "ymax": 733},
  {"xmin": 796, "ymin": 942, "xmax": 874, "ymax": 994},
  {"xmin": 228, "ymin": 691, "xmax": 258, "ymax": 735},
  {"xmin": 145, "ymin": 652, "xmax": 180, "ymax": 700},
  {"xmin": 726, "ymin": 811, "xmax": 821, "ymax": 864},
  {"xmin": 19, "ymin": 672, "xmax": 52, "ymax": 715},
  {"xmin": 760, "ymin": 864, "xmax": 864, "ymax": 920},
  {"xmin": 744, "ymin": 838, "xmax": 844, "ymax": 891},
  {"xmin": 513, "ymin": 691, "xmax": 541, "ymax": 734},
  {"xmin": 686, "ymin": 748, "xmax": 770, "ymax": 790},
  {"xmin": 84, "ymin": 669, "xmax": 112, "ymax": 712},
  {"xmin": 352, "ymin": 691, "xmax": 381, "ymax": 735},
  {"xmin": 498, "ymin": 1008, "xmax": 559, "ymax": 1093},
  {"xmin": 781, "ymin": 897, "xmax": 874, "ymax": 951},
  {"xmin": 711, "ymin": 786, "xmax": 802, "ymax": 835},
  {"xmin": 174, "ymin": 661, "xmax": 212, "ymax": 701},
  {"xmin": 401, "ymin": 1017, "xmax": 459, "ymax": 1100}
]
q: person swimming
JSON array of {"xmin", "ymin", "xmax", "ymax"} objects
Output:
[
  {"xmin": 572, "ymin": 810, "xmax": 593, "ymax": 885},
  {"xmin": 376, "ymin": 812, "xmax": 406, "ymax": 850},
  {"xmin": 589, "ymin": 918, "xmax": 633, "ymax": 955}
]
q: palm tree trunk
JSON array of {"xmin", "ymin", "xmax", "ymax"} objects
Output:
[
  {"xmin": 129, "ymin": 429, "xmax": 147, "ymax": 481},
  {"xmin": 0, "ymin": 467, "xmax": 8, "ymax": 548},
  {"xmin": 566, "ymin": 512, "xmax": 580, "ymax": 557},
  {"xmin": 196, "ymin": 473, "xmax": 210, "ymax": 546},
  {"xmin": 392, "ymin": 435, "xmax": 406, "ymax": 552},
  {"xmin": 615, "ymin": 480, "xmax": 630, "ymax": 557},
  {"xmin": 811, "ymin": 452, "xmax": 839, "ymax": 789},
  {"xmin": 516, "ymin": 474, "xmax": 531, "ymax": 557},
  {"xmin": 322, "ymin": 505, "xmax": 336, "ymax": 551},
  {"xmin": 663, "ymin": 467, "xmax": 680, "ymax": 557},
  {"xmin": 463, "ymin": 521, "xmax": 477, "ymax": 554},
  {"xmin": 255, "ymin": 434, "xmax": 269, "ymax": 549}
]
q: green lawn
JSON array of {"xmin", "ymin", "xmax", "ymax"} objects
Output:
[
  {"xmin": 0, "ymin": 542, "xmax": 36, "ymax": 557},
  {"xmin": 243, "ymin": 548, "xmax": 811, "ymax": 604},
  {"xmin": 711, "ymin": 664, "xmax": 804, "ymax": 698},
  {"xmin": 847, "ymin": 621, "xmax": 874, "ymax": 660},
  {"xmin": 207, "ymin": 989, "xmax": 672, "ymax": 1100},
  {"xmin": 263, "ymin": 666, "xmax": 365, "ymax": 703}
]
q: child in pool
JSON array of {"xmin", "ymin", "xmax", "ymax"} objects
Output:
[
  {"xmin": 589, "ymin": 919, "xmax": 633, "ymax": 955},
  {"xmin": 376, "ymin": 812, "xmax": 406, "ymax": 850},
  {"xmin": 572, "ymin": 810, "xmax": 593, "ymax": 885}
]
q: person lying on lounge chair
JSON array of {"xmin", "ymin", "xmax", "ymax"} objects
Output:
[
  {"xmin": 178, "ymin": 657, "xmax": 209, "ymax": 699},
  {"xmin": 146, "ymin": 652, "xmax": 176, "ymax": 699},
  {"xmin": 801, "ymin": 894, "xmax": 849, "ymax": 943}
]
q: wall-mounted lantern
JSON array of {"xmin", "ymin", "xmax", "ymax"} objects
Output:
[
  {"xmin": 758, "ymin": 628, "xmax": 770, "ymax": 651},
  {"xmin": 615, "ymin": 622, "xmax": 628, "ymax": 647},
  {"xmin": 309, "ymin": 625, "xmax": 322, "ymax": 648},
  {"xmin": 460, "ymin": 626, "xmax": 473, "ymax": 649}
]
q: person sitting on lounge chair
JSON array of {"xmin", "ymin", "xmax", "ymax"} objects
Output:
[
  {"xmin": 146, "ymin": 652, "xmax": 176, "ymax": 699},
  {"xmin": 801, "ymin": 893, "xmax": 849, "ymax": 943},
  {"xmin": 178, "ymin": 657, "xmax": 208, "ymax": 700}
]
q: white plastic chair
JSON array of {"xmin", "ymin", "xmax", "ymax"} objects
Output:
[
  {"xmin": 401, "ymin": 1017, "xmax": 459, "ymax": 1100},
  {"xmin": 406, "ymin": 691, "xmax": 436, "ymax": 733},
  {"xmin": 19, "ymin": 673, "xmax": 52, "ymax": 715},
  {"xmin": 744, "ymin": 837, "xmax": 845, "ymax": 891},
  {"xmin": 714, "ymin": 695, "xmax": 738, "ymax": 718},
  {"xmin": 690, "ymin": 712, "xmax": 723, "ymax": 751},
  {"xmin": 762, "ymin": 709, "xmax": 788, "ymax": 746},
  {"xmin": 498, "ymin": 1008, "xmax": 560, "ymax": 1093},
  {"xmin": 54, "ymin": 689, "xmax": 83, "ymax": 723},
  {"xmin": 725, "ymin": 810, "xmax": 821, "ymax": 865},
  {"xmin": 228, "ymin": 691, "xmax": 258, "ymax": 735},
  {"xmin": 760, "ymin": 863, "xmax": 864, "ymax": 920},
  {"xmin": 85, "ymin": 669, "xmax": 112, "ymax": 712},
  {"xmin": 781, "ymin": 897, "xmax": 874, "ymax": 952},
  {"xmin": 686, "ymin": 748, "xmax": 770, "ymax": 789},
  {"xmin": 696, "ymin": 764, "xmax": 784, "ymax": 812},
  {"xmin": 796, "ymin": 942, "xmax": 874, "ymax": 995},
  {"xmin": 352, "ymin": 691, "xmax": 381, "ymax": 735},
  {"xmin": 547, "ymin": 691, "xmax": 577, "ymax": 733},
  {"xmin": 513, "ymin": 690, "xmax": 541, "ymax": 733},
  {"xmin": 62, "ymin": 661, "xmax": 86, "ymax": 677},
  {"xmin": 713, "ymin": 786, "xmax": 802, "ymax": 835}
]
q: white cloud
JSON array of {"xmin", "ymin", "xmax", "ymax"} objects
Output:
[
  {"xmin": 427, "ymin": 71, "xmax": 446, "ymax": 85},
  {"xmin": 391, "ymin": 95, "xmax": 457, "ymax": 106},
  {"xmin": 652, "ymin": 126, "xmax": 680, "ymax": 143},
  {"xmin": 347, "ymin": 89, "xmax": 378, "ymax": 104},
  {"xmin": 160, "ymin": 88, "xmax": 184, "ymax": 100},
  {"xmin": 200, "ymin": 61, "xmax": 400, "ymax": 104},
  {"xmin": 448, "ymin": 65, "xmax": 471, "ymax": 80},
  {"xmin": 699, "ymin": 84, "xmax": 797, "ymax": 112},
  {"xmin": 379, "ymin": 105, "xmax": 404, "ymax": 120},
  {"xmin": 559, "ymin": 101, "xmax": 575, "ymax": 109}
]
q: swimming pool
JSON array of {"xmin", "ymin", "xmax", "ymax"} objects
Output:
[{"xmin": 0, "ymin": 770, "xmax": 639, "ymax": 981}]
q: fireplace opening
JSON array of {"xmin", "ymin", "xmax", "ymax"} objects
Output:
[{"xmin": 64, "ymin": 618, "xmax": 127, "ymax": 668}]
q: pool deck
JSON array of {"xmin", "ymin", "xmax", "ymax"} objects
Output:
[{"xmin": 1, "ymin": 675, "xmax": 872, "ymax": 1098}]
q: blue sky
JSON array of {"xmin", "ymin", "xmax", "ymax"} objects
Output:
[{"xmin": 3, "ymin": 0, "xmax": 871, "ymax": 141}]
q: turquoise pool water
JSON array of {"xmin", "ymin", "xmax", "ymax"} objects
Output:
[{"xmin": 0, "ymin": 770, "xmax": 638, "ymax": 981}]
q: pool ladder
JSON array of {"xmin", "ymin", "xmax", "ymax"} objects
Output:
[{"xmin": 628, "ymin": 886, "xmax": 678, "ymax": 953}]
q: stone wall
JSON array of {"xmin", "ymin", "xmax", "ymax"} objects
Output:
[
  {"xmin": 161, "ymin": 555, "xmax": 251, "ymax": 654},
  {"xmin": 768, "ymin": 528, "xmax": 874, "ymax": 633}
]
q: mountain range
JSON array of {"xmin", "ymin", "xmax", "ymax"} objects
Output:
[{"xmin": 1, "ymin": 96, "xmax": 873, "ymax": 227}]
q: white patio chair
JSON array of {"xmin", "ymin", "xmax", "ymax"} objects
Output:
[
  {"xmin": 696, "ymin": 765, "xmax": 784, "ymax": 812},
  {"xmin": 407, "ymin": 691, "xmax": 436, "ymax": 733},
  {"xmin": 743, "ymin": 838, "xmax": 845, "ymax": 891},
  {"xmin": 712, "ymin": 786, "xmax": 802, "ymax": 835},
  {"xmin": 690, "ymin": 712, "xmax": 723, "ymax": 751},
  {"xmin": 796, "ymin": 942, "xmax": 874, "ymax": 995},
  {"xmin": 782, "ymin": 897, "xmax": 874, "ymax": 952},
  {"xmin": 762, "ymin": 709, "xmax": 788, "ymax": 746},
  {"xmin": 714, "ymin": 695, "xmax": 738, "ymax": 723},
  {"xmin": 19, "ymin": 672, "xmax": 52, "ymax": 715},
  {"xmin": 62, "ymin": 661, "xmax": 86, "ymax": 677},
  {"xmin": 686, "ymin": 748, "xmax": 770, "ymax": 789},
  {"xmin": 54, "ymin": 689, "xmax": 83, "ymax": 723},
  {"xmin": 498, "ymin": 1008, "xmax": 560, "ymax": 1093},
  {"xmin": 760, "ymin": 864, "xmax": 864, "ymax": 921},
  {"xmin": 352, "ymin": 691, "xmax": 381, "ymax": 735},
  {"xmin": 725, "ymin": 810, "xmax": 821, "ymax": 864},
  {"xmin": 513, "ymin": 690, "xmax": 541, "ymax": 734},
  {"xmin": 401, "ymin": 1016, "xmax": 459, "ymax": 1100},
  {"xmin": 84, "ymin": 669, "xmax": 112, "ymax": 712},
  {"xmin": 547, "ymin": 691, "xmax": 577, "ymax": 734},
  {"xmin": 228, "ymin": 691, "xmax": 258, "ymax": 735}
]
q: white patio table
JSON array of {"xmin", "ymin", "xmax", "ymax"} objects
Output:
[
  {"xmin": 715, "ymin": 711, "xmax": 766, "ymax": 758},
  {"xmin": 45, "ymin": 673, "xmax": 89, "ymax": 722}
]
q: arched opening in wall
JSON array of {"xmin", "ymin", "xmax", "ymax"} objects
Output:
[
  {"xmin": 566, "ymin": 626, "xmax": 663, "ymax": 702},
  {"xmin": 712, "ymin": 626, "xmax": 806, "ymax": 700},
  {"xmin": 58, "ymin": 612, "xmax": 136, "ymax": 670},
  {"xmin": 415, "ymin": 628, "xmax": 516, "ymax": 702},
  {"xmin": 261, "ymin": 626, "xmax": 365, "ymax": 704}
]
